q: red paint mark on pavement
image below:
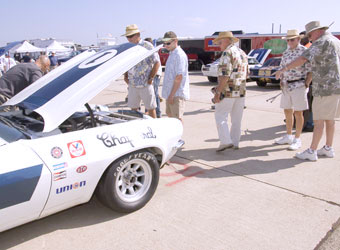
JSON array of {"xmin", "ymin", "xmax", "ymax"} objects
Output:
[{"xmin": 160, "ymin": 161, "xmax": 206, "ymax": 186}]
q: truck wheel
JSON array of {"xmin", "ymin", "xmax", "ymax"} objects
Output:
[
  {"xmin": 208, "ymin": 76, "xmax": 218, "ymax": 82},
  {"xmin": 256, "ymin": 81, "xmax": 267, "ymax": 87},
  {"xmin": 96, "ymin": 151, "xmax": 159, "ymax": 213}
]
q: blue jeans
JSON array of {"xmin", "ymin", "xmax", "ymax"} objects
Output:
[{"xmin": 153, "ymin": 75, "xmax": 161, "ymax": 118}]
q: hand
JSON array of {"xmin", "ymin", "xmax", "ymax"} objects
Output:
[
  {"xmin": 168, "ymin": 95, "xmax": 174, "ymax": 104},
  {"xmin": 213, "ymin": 93, "xmax": 221, "ymax": 104},
  {"xmin": 147, "ymin": 78, "xmax": 153, "ymax": 85},
  {"xmin": 273, "ymin": 69, "xmax": 284, "ymax": 80}
]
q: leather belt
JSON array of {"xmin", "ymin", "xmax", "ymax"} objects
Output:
[{"xmin": 287, "ymin": 78, "xmax": 305, "ymax": 83}]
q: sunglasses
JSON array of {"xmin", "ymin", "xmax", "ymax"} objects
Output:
[
  {"xmin": 164, "ymin": 41, "xmax": 173, "ymax": 46},
  {"xmin": 126, "ymin": 34, "xmax": 135, "ymax": 39},
  {"xmin": 287, "ymin": 38, "xmax": 296, "ymax": 42}
]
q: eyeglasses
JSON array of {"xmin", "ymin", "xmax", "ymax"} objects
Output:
[
  {"xmin": 287, "ymin": 38, "xmax": 296, "ymax": 42},
  {"xmin": 164, "ymin": 41, "xmax": 173, "ymax": 46},
  {"xmin": 126, "ymin": 34, "xmax": 135, "ymax": 39}
]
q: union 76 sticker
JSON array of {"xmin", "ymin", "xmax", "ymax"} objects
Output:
[{"xmin": 67, "ymin": 140, "xmax": 86, "ymax": 158}]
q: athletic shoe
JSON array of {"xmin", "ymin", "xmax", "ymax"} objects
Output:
[
  {"xmin": 317, "ymin": 146, "xmax": 335, "ymax": 158},
  {"xmin": 295, "ymin": 148, "xmax": 318, "ymax": 161},
  {"xmin": 216, "ymin": 144, "xmax": 233, "ymax": 152},
  {"xmin": 288, "ymin": 138, "xmax": 301, "ymax": 151},
  {"xmin": 275, "ymin": 134, "xmax": 294, "ymax": 145}
]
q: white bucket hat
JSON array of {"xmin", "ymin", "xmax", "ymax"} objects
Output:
[{"xmin": 305, "ymin": 21, "xmax": 329, "ymax": 34}]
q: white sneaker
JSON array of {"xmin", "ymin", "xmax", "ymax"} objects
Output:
[
  {"xmin": 288, "ymin": 138, "xmax": 302, "ymax": 151},
  {"xmin": 317, "ymin": 146, "xmax": 335, "ymax": 158},
  {"xmin": 295, "ymin": 148, "xmax": 318, "ymax": 161},
  {"xmin": 216, "ymin": 143, "xmax": 233, "ymax": 152},
  {"xmin": 275, "ymin": 134, "xmax": 294, "ymax": 145}
]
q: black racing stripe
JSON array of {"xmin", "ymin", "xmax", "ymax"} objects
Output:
[
  {"xmin": 0, "ymin": 164, "xmax": 43, "ymax": 209},
  {"xmin": 17, "ymin": 43, "xmax": 136, "ymax": 110}
]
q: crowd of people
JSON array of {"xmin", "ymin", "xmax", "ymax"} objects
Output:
[{"xmin": 0, "ymin": 21, "xmax": 339, "ymax": 163}]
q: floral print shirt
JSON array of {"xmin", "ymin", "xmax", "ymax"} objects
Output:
[
  {"xmin": 280, "ymin": 44, "xmax": 311, "ymax": 91},
  {"xmin": 218, "ymin": 44, "xmax": 248, "ymax": 98},
  {"xmin": 302, "ymin": 32, "xmax": 340, "ymax": 97},
  {"xmin": 128, "ymin": 40, "xmax": 158, "ymax": 88}
]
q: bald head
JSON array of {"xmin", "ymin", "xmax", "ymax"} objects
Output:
[{"xmin": 35, "ymin": 55, "xmax": 51, "ymax": 73}]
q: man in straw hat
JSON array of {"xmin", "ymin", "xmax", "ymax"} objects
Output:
[
  {"xmin": 275, "ymin": 21, "xmax": 340, "ymax": 161},
  {"xmin": 122, "ymin": 24, "xmax": 160, "ymax": 118},
  {"xmin": 212, "ymin": 31, "xmax": 248, "ymax": 152},
  {"xmin": 274, "ymin": 29, "xmax": 312, "ymax": 151},
  {"xmin": 161, "ymin": 31, "xmax": 190, "ymax": 122}
]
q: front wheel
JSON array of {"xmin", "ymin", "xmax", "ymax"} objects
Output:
[
  {"xmin": 96, "ymin": 151, "xmax": 160, "ymax": 213},
  {"xmin": 256, "ymin": 80, "xmax": 267, "ymax": 87}
]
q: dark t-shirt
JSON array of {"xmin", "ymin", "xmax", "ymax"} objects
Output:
[
  {"xmin": 0, "ymin": 62, "xmax": 43, "ymax": 98},
  {"xmin": 49, "ymin": 55, "xmax": 58, "ymax": 66}
]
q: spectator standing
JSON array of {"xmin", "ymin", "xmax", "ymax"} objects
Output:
[
  {"xmin": 0, "ymin": 55, "xmax": 50, "ymax": 104},
  {"xmin": 144, "ymin": 37, "xmax": 162, "ymax": 118},
  {"xmin": 274, "ymin": 29, "xmax": 312, "ymax": 150},
  {"xmin": 275, "ymin": 21, "xmax": 340, "ymax": 161},
  {"xmin": 161, "ymin": 31, "xmax": 190, "ymax": 122},
  {"xmin": 212, "ymin": 31, "xmax": 248, "ymax": 152},
  {"xmin": 3, "ymin": 52, "xmax": 17, "ymax": 73},
  {"xmin": 22, "ymin": 52, "xmax": 32, "ymax": 63},
  {"xmin": 122, "ymin": 24, "xmax": 159, "ymax": 118},
  {"xmin": 49, "ymin": 51, "xmax": 58, "ymax": 70}
]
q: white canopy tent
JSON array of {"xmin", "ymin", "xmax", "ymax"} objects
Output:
[
  {"xmin": 9, "ymin": 41, "xmax": 44, "ymax": 53},
  {"xmin": 45, "ymin": 40, "xmax": 71, "ymax": 54}
]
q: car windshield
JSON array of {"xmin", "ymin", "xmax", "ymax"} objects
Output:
[
  {"xmin": 262, "ymin": 58, "xmax": 281, "ymax": 67},
  {"xmin": 0, "ymin": 116, "xmax": 28, "ymax": 143}
]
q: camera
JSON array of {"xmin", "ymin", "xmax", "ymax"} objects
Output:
[{"xmin": 211, "ymin": 87, "xmax": 225, "ymax": 104}]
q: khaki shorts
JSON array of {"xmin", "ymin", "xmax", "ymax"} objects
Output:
[
  {"xmin": 280, "ymin": 87, "xmax": 309, "ymax": 111},
  {"xmin": 313, "ymin": 95, "xmax": 340, "ymax": 120},
  {"xmin": 128, "ymin": 84, "xmax": 157, "ymax": 110},
  {"xmin": 166, "ymin": 97, "xmax": 185, "ymax": 119}
]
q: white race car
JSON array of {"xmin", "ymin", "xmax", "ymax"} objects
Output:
[{"xmin": 0, "ymin": 43, "xmax": 184, "ymax": 233}]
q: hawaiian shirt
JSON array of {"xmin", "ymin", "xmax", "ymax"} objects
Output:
[
  {"xmin": 280, "ymin": 44, "xmax": 311, "ymax": 91},
  {"xmin": 302, "ymin": 32, "xmax": 340, "ymax": 97},
  {"xmin": 128, "ymin": 40, "xmax": 158, "ymax": 88},
  {"xmin": 217, "ymin": 44, "xmax": 248, "ymax": 98}
]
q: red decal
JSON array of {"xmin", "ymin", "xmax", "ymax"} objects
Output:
[
  {"xmin": 76, "ymin": 165, "xmax": 87, "ymax": 173},
  {"xmin": 67, "ymin": 140, "xmax": 86, "ymax": 158}
]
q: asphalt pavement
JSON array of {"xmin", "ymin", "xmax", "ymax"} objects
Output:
[{"xmin": 0, "ymin": 72, "xmax": 339, "ymax": 250}]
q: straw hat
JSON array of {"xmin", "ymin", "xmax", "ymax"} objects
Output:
[
  {"xmin": 213, "ymin": 31, "xmax": 239, "ymax": 44},
  {"xmin": 282, "ymin": 29, "xmax": 303, "ymax": 40},
  {"xmin": 121, "ymin": 24, "xmax": 141, "ymax": 37},
  {"xmin": 305, "ymin": 21, "xmax": 329, "ymax": 34}
]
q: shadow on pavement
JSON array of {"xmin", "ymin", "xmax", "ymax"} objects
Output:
[
  {"xmin": 169, "ymin": 157, "xmax": 303, "ymax": 179},
  {"xmin": 0, "ymin": 197, "xmax": 126, "ymax": 249}
]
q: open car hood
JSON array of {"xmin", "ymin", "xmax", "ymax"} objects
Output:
[{"xmin": 4, "ymin": 43, "xmax": 161, "ymax": 132}]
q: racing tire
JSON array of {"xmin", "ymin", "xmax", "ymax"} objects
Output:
[
  {"xmin": 256, "ymin": 81, "xmax": 267, "ymax": 87},
  {"xmin": 96, "ymin": 151, "xmax": 160, "ymax": 213},
  {"xmin": 208, "ymin": 76, "xmax": 218, "ymax": 82}
]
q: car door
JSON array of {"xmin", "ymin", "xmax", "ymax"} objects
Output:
[{"xmin": 0, "ymin": 141, "xmax": 51, "ymax": 232}]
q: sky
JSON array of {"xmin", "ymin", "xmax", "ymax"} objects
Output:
[{"xmin": 2, "ymin": 0, "xmax": 340, "ymax": 47}]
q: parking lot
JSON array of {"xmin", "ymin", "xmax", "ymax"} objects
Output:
[{"xmin": 0, "ymin": 72, "xmax": 339, "ymax": 250}]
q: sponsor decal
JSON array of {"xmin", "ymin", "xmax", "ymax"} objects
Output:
[
  {"xmin": 52, "ymin": 162, "xmax": 68, "ymax": 171},
  {"xmin": 142, "ymin": 127, "xmax": 156, "ymax": 139},
  {"xmin": 56, "ymin": 181, "xmax": 86, "ymax": 194},
  {"xmin": 51, "ymin": 146, "xmax": 63, "ymax": 159},
  {"xmin": 53, "ymin": 170, "xmax": 67, "ymax": 181},
  {"xmin": 97, "ymin": 133, "xmax": 134, "ymax": 148},
  {"xmin": 68, "ymin": 140, "xmax": 86, "ymax": 158},
  {"xmin": 76, "ymin": 165, "xmax": 87, "ymax": 173}
]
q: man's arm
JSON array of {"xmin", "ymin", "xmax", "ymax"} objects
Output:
[
  {"xmin": 148, "ymin": 61, "xmax": 160, "ymax": 84},
  {"xmin": 168, "ymin": 74, "xmax": 182, "ymax": 104},
  {"xmin": 275, "ymin": 56, "xmax": 308, "ymax": 80},
  {"xmin": 305, "ymin": 72, "xmax": 312, "ymax": 88},
  {"xmin": 213, "ymin": 76, "xmax": 229, "ymax": 103},
  {"xmin": 124, "ymin": 72, "xmax": 129, "ymax": 84}
]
